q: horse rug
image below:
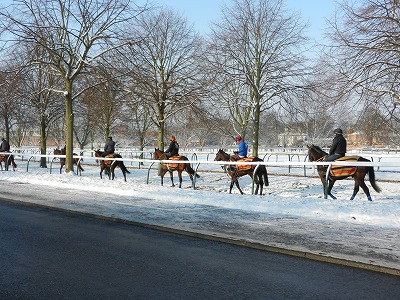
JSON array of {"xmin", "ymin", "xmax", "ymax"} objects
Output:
[
  {"xmin": 166, "ymin": 156, "xmax": 181, "ymax": 170},
  {"xmin": 103, "ymin": 154, "xmax": 117, "ymax": 167},
  {"xmin": 235, "ymin": 157, "xmax": 254, "ymax": 171},
  {"xmin": 330, "ymin": 156, "xmax": 360, "ymax": 177}
]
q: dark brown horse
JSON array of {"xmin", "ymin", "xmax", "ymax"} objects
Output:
[
  {"xmin": 94, "ymin": 150, "xmax": 130, "ymax": 181},
  {"xmin": 307, "ymin": 144, "xmax": 381, "ymax": 201},
  {"xmin": 214, "ymin": 149, "xmax": 268, "ymax": 195},
  {"xmin": 54, "ymin": 148, "xmax": 84, "ymax": 175},
  {"xmin": 0, "ymin": 152, "xmax": 17, "ymax": 171},
  {"xmin": 152, "ymin": 148, "xmax": 199, "ymax": 188}
]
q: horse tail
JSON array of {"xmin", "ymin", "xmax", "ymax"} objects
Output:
[
  {"xmin": 181, "ymin": 156, "xmax": 200, "ymax": 178},
  {"xmin": 262, "ymin": 165, "xmax": 269, "ymax": 187},
  {"xmin": 367, "ymin": 166, "xmax": 381, "ymax": 193},
  {"xmin": 360, "ymin": 157, "xmax": 381, "ymax": 193}
]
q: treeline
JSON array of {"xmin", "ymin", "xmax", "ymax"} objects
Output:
[{"xmin": 0, "ymin": 0, "xmax": 399, "ymax": 171}]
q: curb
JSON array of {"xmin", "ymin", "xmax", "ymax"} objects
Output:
[{"xmin": 2, "ymin": 197, "xmax": 399, "ymax": 277}]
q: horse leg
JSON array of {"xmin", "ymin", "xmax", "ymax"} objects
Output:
[
  {"xmin": 160, "ymin": 169, "xmax": 168, "ymax": 186},
  {"xmin": 256, "ymin": 174, "xmax": 263, "ymax": 195},
  {"xmin": 178, "ymin": 171, "xmax": 182, "ymax": 188},
  {"xmin": 231, "ymin": 177, "xmax": 244, "ymax": 194},
  {"xmin": 119, "ymin": 163, "xmax": 127, "ymax": 182},
  {"xmin": 319, "ymin": 172, "xmax": 336, "ymax": 199},
  {"xmin": 169, "ymin": 171, "xmax": 175, "ymax": 187},
  {"xmin": 327, "ymin": 179, "xmax": 337, "ymax": 199},
  {"xmin": 108, "ymin": 166, "xmax": 112, "ymax": 180},
  {"xmin": 358, "ymin": 179, "xmax": 372, "ymax": 201}
]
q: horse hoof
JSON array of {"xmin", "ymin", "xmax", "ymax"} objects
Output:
[
  {"xmin": 350, "ymin": 195, "xmax": 355, "ymax": 200},
  {"xmin": 329, "ymin": 194, "xmax": 337, "ymax": 200},
  {"xmin": 367, "ymin": 196, "xmax": 372, "ymax": 201}
]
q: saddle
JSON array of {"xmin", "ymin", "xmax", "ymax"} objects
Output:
[
  {"xmin": 165, "ymin": 155, "xmax": 181, "ymax": 169},
  {"xmin": 233, "ymin": 157, "xmax": 254, "ymax": 172},
  {"xmin": 330, "ymin": 155, "xmax": 360, "ymax": 177},
  {"xmin": 102, "ymin": 153, "xmax": 117, "ymax": 166}
]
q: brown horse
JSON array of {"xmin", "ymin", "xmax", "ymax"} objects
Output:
[
  {"xmin": 54, "ymin": 148, "xmax": 84, "ymax": 175},
  {"xmin": 307, "ymin": 144, "xmax": 381, "ymax": 201},
  {"xmin": 152, "ymin": 148, "xmax": 199, "ymax": 188},
  {"xmin": 214, "ymin": 149, "xmax": 268, "ymax": 195},
  {"xmin": 94, "ymin": 150, "xmax": 130, "ymax": 181},
  {"xmin": 0, "ymin": 152, "xmax": 17, "ymax": 171}
]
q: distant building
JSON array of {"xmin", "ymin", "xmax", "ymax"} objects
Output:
[{"xmin": 278, "ymin": 133, "xmax": 308, "ymax": 147}]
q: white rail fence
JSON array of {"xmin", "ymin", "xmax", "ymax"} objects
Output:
[{"xmin": 2, "ymin": 150, "xmax": 400, "ymax": 196}]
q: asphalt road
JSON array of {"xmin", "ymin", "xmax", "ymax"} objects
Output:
[{"xmin": 0, "ymin": 200, "xmax": 399, "ymax": 300}]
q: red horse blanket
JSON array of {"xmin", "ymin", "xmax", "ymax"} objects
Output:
[
  {"xmin": 166, "ymin": 155, "xmax": 181, "ymax": 169},
  {"xmin": 330, "ymin": 156, "xmax": 360, "ymax": 177},
  {"xmin": 235, "ymin": 157, "xmax": 254, "ymax": 171}
]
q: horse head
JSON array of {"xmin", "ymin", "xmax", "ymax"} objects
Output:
[
  {"xmin": 94, "ymin": 149, "xmax": 102, "ymax": 157},
  {"xmin": 214, "ymin": 149, "xmax": 230, "ymax": 162},
  {"xmin": 153, "ymin": 148, "xmax": 165, "ymax": 160},
  {"xmin": 307, "ymin": 144, "xmax": 327, "ymax": 162}
]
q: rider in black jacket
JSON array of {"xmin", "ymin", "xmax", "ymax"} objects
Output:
[
  {"xmin": 164, "ymin": 135, "xmax": 179, "ymax": 158},
  {"xmin": 0, "ymin": 138, "xmax": 10, "ymax": 152},
  {"xmin": 325, "ymin": 128, "xmax": 346, "ymax": 161}
]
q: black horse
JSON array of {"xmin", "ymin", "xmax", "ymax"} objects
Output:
[
  {"xmin": 307, "ymin": 144, "xmax": 381, "ymax": 201},
  {"xmin": 94, "ymin": 150, "xmax": 130, "ymax": 182},
  {"xmin": 214, "ymin": 149, "xmax": 269, "ymax": 195}
]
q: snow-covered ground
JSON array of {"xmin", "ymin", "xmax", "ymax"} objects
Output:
[{"xmin": 1, "ymin": 151, "xmax": 400, "ymax": 274}]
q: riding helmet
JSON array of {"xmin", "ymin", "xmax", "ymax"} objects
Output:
[{"xmin": 334, "ymin": 128, "xmax": 343, "ymax": 134}]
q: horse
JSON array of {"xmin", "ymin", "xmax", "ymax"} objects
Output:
[
  {"xmin": 94, "ymin": 150, "xmax": 130, "ymax": 182},
  {"xmin": 53, "ymin": 148, "xmax": 84, "ymax": 175},
  {"xmin": 307, "ymin": 144, "xmax": 381, "ymax": 201},
  {"xmin": 214, "ymin": 149, "xmax": 269, "ymax": 195},
  {"xmin": 0, "ymin": 152, "xmax": 17, "ymax": 171},
  {"xmin": 152, "ymin": 148, "xmax": 200, "ymax": 188}
]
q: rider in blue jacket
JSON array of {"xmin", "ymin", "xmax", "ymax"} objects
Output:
[{"xmin": 233, "ymin": 135, "xmax": 248, "ymax": 160}]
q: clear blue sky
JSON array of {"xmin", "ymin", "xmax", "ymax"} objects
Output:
[
  {"xmin": 2, "ymin": 0, "xmax": 337, "ymax": 43},
  {"xmin": 156, "ymin": 0, "xmax": 337, "ymax": 42}
]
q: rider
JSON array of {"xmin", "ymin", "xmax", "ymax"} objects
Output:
[
  {"xmin": 232, "ymin": 135, "xmax": 248, "ymax": 160},
  {"xmin": 0, "ymin": 137, "xmax": 10, "ymax": 152},
  {"xmin": 325, "ymin": 128, "xmax": 347, "ymax": 161},
  {"xmin": 164, "ymin": 135, "xmax": 179, "ymax": 158},
  {"xmin": 101, "ymin": 136, "xmax": 115, "ymax": 157}
]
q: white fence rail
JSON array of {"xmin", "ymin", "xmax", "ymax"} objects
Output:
[{"xmin": 2, "ymin": 150, "xmax": 400, "ymax": 196}]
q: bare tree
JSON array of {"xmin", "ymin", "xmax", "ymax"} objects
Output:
[
  {"xmin": 328, "ymin": 0, "xmax": 400, "ymax": 135},
  {"xmin": 15, "ymin": 43, "xmax": 65, "ymax": 167},
  {"xmin": 208, "ymin": 0, "xmax": 308, "ymax": 156},
  {"xmin": 0, "ymin": 0, "xmax": 145, "ymax": 172},
  {"xmin": 125, "ymin": 8, "xmax": 207, "ymax": 151}
]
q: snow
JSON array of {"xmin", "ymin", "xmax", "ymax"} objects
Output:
[{"xmin": 1, "ymin": 151, "xmax": 400, "ymax": 274}]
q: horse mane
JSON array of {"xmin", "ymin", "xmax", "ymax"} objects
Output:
[
  {"xmin": 307, "ymin": 144, "xmax": 328, "ymax": 155},
  {"xmin": 310, "ymin": 144, "xmax": 327, "ymax": 155}
]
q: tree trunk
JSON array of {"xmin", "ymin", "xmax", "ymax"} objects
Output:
[
  {"xmin": 39, "ymin": 114, "xmax": 47, "ymax": 168},
  {"xmin": 252, "ymin": 102, "xmax": 261, "ymax": 157},
  {"xmin": 157, "ymin": 120, "xmax": 165, "ymax": 176},
  {"xmin": 64, "ymin": 82, "xmax": 74, "ymax": 173}
]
